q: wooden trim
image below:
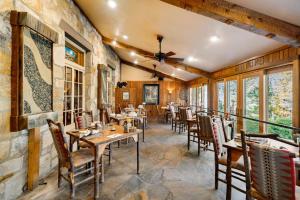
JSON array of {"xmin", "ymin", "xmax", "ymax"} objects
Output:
[
  {"xmin": 121, "ymin": 59, "xmax": 186, "ymax": 82},
  {"xmin": 28, "ymin": 127, "xmax": 41, "ymax": 190},
  {"xmin": 160, "ymin": 0, "xmax": 300, "ymax": 47},
  {"xmin": 293, "ymin": 57, "xmax": 300, "ymax": 129},
  {"xmin": 211, "ymin": 46, "xmax": 298, "ymax": 79}
]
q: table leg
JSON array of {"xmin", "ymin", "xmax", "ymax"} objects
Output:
[
  {"xmin": 226, "ymin": 148, "xmax": 232, "ymax": 200},
  {"xmin": 94, "ymin": 146, "xmax": 100, "ymax": 200},
  {"xmin": 143, "ymin": 118, "xmax": 145, "ymax": 142},
  {"xmin": 137, "ymin": 133, "xmax": 140, "ymax": 174}
]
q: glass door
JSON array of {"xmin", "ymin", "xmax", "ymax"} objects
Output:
[
  {"xmin": 217, "ymin": 81, "xmax": 225, "ymax": 115},
  {"xmin": 225, "ymin": 78, "xmax": 238, "ymax": 135}
]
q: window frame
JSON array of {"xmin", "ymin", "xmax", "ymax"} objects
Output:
[{"xmin": 63, "ymin": 39, "xmax": 86, "ymax": 130}]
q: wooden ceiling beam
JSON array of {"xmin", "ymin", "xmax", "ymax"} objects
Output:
[
  {"xmin": 103, "ymin": 37, "xmax": 211, "ymax": 78},
  {"xmin": 160, "ymin": 0, "xmax": 300, "ymax": 47},
  {"xmin": 121, "ymin": 59, "xmax": 186, "ymax": 82}
]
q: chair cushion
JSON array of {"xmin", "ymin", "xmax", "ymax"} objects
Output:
[
  {"xmin": 71, "ymin": 148, "xmax": 94, "ymax": 167},
  {"xmin": 218, "ymin": 155, "xmax": 246, "ymax": 171}
]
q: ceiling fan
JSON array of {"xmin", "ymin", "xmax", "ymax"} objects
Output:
[{"xmin": 146, "ymin": 35, "xmax": 185, "ymax": 63}]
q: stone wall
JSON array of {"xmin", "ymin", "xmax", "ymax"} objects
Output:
[{"xmin": 0, "ymin": 0, "xmax": 120, "ymax": 199}]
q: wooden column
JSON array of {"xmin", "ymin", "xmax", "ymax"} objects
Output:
[
  {"xmin": 28, "ymin": 127, "xmax": 41, "ymax": 190},
  {"xmin": 293, "ymin": 56, "xmax": 300, "ymax": 130}
]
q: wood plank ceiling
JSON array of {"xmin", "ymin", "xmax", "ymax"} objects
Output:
[{"xmin": 74, "ymin": 0, "xmax": 300, "ymax": 81}]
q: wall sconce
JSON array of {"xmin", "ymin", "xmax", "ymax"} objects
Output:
[{"xmin": 168, "ymin": 89, "xmax": 173, "ymax": 94}]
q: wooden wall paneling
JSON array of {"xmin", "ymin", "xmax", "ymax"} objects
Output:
[
  {"xmin": 211, "ymin": 46, "xmax": 299, "ymax": 79},
  {"xmin": 115, "ymin": 80, "xmax": 187, "ymax": 119},
  {"xmin": 28, "ymin": 127, "xmax": 41, "ymax": 190}
]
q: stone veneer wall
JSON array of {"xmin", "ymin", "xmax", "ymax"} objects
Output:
[{"xmin": 0, "ymin": 0, "xmax": 120, "ymax": 199}]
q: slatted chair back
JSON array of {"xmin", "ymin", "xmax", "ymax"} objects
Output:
[
  {"xmin": 170, "ymin": 105, "xmax": 176, "ymax": 119},
  {"xmin": 241, "ymin": 130, "xmax": 297, "ymax": 200},
  {"xmin": 47, "ymin": 119, "xmax": 72, "ymax": 168},
  {"xmin": 196, "ymin": 115, "xmax": 214, "ymax": 141},
  {"xmin": 179, "ymin": 107, "xmax": 187, "ymax": 121},
  {"xmin": 85, "ymin": 111, "xmax": 93, "ymax": 127}
]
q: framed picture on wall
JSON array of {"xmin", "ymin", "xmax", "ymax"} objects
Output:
[
  {"xmin": 143, "ymin": 84, "xmax": 160, "ymax": 105},
  {"xmin": 122, "ymin": 91, "xmax": 130, "ymax": 100}
]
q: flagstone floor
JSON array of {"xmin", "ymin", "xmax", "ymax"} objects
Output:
[{"xmin": 18, "ymin": 123, "xmax": 245, "ymax": 200}]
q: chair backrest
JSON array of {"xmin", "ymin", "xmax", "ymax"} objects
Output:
[
  {"xmin": 156, "ymin": 105, "xmax": 162, "ymax": 115},
  {"xmin": 179, "ymin": 107, "xmax": 187, "ymax": 121},
  {"xmin": 47, "ymin": 119, "xmax": 71, "ymax": 168},
  {"xmin": 170, "ymin": 105, "xmax": 176, "ymax": 119},
  {"xmin": 241, "ymin": 130, "xmax": 296, "ymax": 200},
  {"xmin": 85, "ymin": 111, "xmax": 93, "ymax": 127},
  {"xmin": 196, "ymin": 115, "xmax": 214, "ymax": 140},
  {"xmin": 186, "ymin": 109, "xmax": 193, "ymax": 120},
  {"xmin": 74, "ymin": 113, "xmax": 86, "ymax": 129}
]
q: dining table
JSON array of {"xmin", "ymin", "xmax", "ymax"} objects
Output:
[
  {"xmin": 109, "ymin": 114, "xmax": 147, "ymax": 142},
  {"xmin": 223, "ymin": 137, "xmax": 299, "ymax": 200},
  {"xmin": 66, "ymin": 125, "xmax": 142, "ymax": 199}
]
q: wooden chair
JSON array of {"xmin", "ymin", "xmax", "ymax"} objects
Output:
[
  {"xmin": 47, "ymin": 119, "xmax": 102, "ymax": 198},
  {"xmin": 194, "ymin": 115, "xmax": 246, "ymax": 192},
  {"xmin": 241, "ymin": 130, "xmax": 300, "ymax": 200},
  {"xmin": 170, "ymin": 105, "xmax": 180, "ymax": 132},
  {"xmin": 156, "ymin": 105, "xmax": 165, "ymax": 123},
  {"xmin": 74, "ymin": 111, "xmax": 112, "ymax": 165}
]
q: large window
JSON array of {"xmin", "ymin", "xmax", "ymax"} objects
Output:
[
  {"xmin": 266, "ymin": 69, "xmax": 293, "ymax": 139},
  {"xmin": 63, "ymin": 41, "xmax": 85, "ymax": 126},
  {"xmin": 226, "ymin": 80, "xmax": 237, "ymax": 114},
  {"xmin": 217, "ymin": 82, "xmax": 225, "ymax": 113},
  {"xmin": 243, "ymin": 76, "xmax": 260, "ymax": 133}
]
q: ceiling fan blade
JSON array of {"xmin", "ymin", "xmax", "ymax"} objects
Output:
[
  {"xmin": 166, "ymin": 57, "xmax": 185, "ymax": 62},
  {"xmin": 165, "ymin": 51, "xmax": 176, "ymax": 57}
]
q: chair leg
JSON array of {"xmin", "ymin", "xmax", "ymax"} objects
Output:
[
  {"xmin": 58, "ymin": 161, "xmax": 62, "ymax": 188},
  {"xmin": 188, "ymin": 131, "xmax": 190, "ymax": 150},
  {"xmin": 198, "ymin": 139, "xmax": 200, "ymax": 156},
  {"xmin": 70, "ymin": 172, "xmax": 75, "ymax": 198},
  {"xmin": 215, "ymin": 163, "xmax": 219, "ymax": 189},
  {"xmin": 109, "ymin": 144, "xmax": 112, "ymax": 165},
  {"xmin": 171, "ymin": 119, "xmax": 174, "ymax": 130}
]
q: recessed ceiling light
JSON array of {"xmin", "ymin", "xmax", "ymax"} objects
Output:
[
  {"xmin": 171, "ymin": 73, "xmax": 175, "ymax": 76},
  {"xmin": 122, "ymin": 35, "xmax": 128, "ymax": 40},
  {"xmin": 112, "ymin": 40, "xmax": 117, "ymax": 46},
  {"xmin": 177, "ymin": 68, "xmax": 182, "ymax": 71},
  {"xmin": 187, "ymin": 56, "xmax": 198, "ymax": 62},
  {"xmin": 134, "ymin": 60, "xmax": 138, "ymax": 64},
  {"xmin": 130, "ymin": 51, "xmax": 136, "ymax": 56},
  {"xmin": 210, "ymin": 35, "xmax": 220, "ymax": 43},
  {"xmin": 107, "ymin": 0, "xmax": 117, "ymax": 9}
]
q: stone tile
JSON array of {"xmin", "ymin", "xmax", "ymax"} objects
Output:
[
  {"xmin": 9, "ymin": 135, "xmax": 28, "ymax": 158},
  {"xmin": 0, "ymin": 156, "xmax": 24, "ymax": 176},
  {"xmin": 0, "ymin": 140, "xmax": 9, "ymax": 162}
]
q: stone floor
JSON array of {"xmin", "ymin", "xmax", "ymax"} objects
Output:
[{"xmin": 18, "ymin": 123, "xmax": 245, "ymax": 200}]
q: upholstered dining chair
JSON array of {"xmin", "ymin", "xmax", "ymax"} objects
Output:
[
  {"xmin": 241, "ymin": 130, "xmax": 300, "ymax": 200},
  {"xmin": 47, "ymin": 119, "xmax": 102, "ymax": 198},
  {"xmin": 195, "ymin": 115, "xmax": 247, "ymax": 192}
]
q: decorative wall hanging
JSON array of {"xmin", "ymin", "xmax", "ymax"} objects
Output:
[
  {"xmin": 122, "ymin": 91, "xmax": 130, "ymax": 100},
  {"xmin": 10, "ymin": 11, "xmax": 58, "ymax": 131},
  {"xmin": 143, "ymin": 84, "xmax": 160, "ymax": 105}
]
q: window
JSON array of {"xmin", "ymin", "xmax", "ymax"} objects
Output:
[
  {"xmin": 226, "ymin": 80, "xmax": 237, "ymax": 114},
  {"xmin": 266, "ymin": 68, "xmax": 293, "ymax": 139},
  {"xmin": 243, "ymin": 76, "xmax": 259, "ymax": 133},
  {"xmin": 63, "ymin": 41, "xmax": 85, "ymax": 126},
  {"xmin": 217, "ymin": 82, "xmax": 225, "ymax": 113},
  {"xmin": 202, "ymin": 84, "xmax": 208, "ymax": 109}
]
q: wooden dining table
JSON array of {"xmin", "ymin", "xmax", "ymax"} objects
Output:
[
  {"xmin": 110, "ymin": 114, "xmax": 147, "ymax": 142},
  {"xmin": 66, "ymin": 125, "xmax": 142, "ymax": 199},
  {"xmin": 223, "ymin": 138, "xmax": 299, "ymax": 200}
]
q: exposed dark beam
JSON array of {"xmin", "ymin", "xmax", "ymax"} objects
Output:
[
  {"xmin": 121, "ymin": 59, "xmax": 186, "ymax": 82},
  {"xmin": 160, "ymin": 0, "xmax": 300, "ymax": 47},
  {"xmin": 103, "ymin": 37, "xmax": 211, "ymax": 77}
]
